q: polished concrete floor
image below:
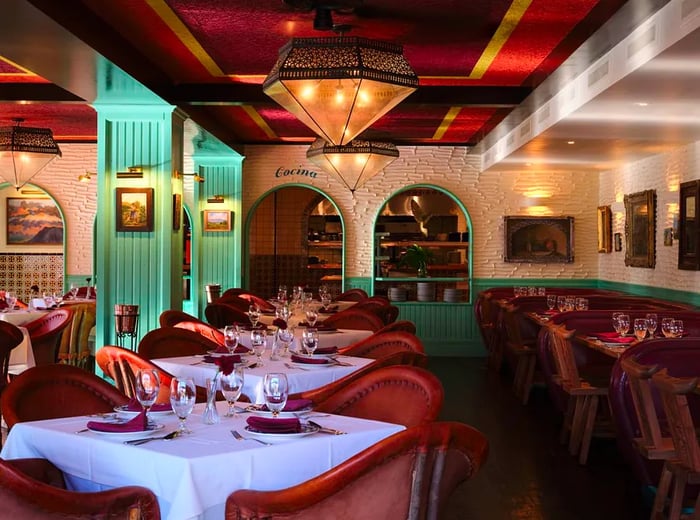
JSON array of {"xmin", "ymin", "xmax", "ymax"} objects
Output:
[{"xmin": 430, "ymin": 357, "xmax": 648, "ymax": 520}]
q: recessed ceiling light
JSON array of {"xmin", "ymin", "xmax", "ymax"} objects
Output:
[
  {"xmin": 636, "ymin": 102, "xmax": 649, "ymax": 107},
  {"xmin": 567, "ymin": 140, "xmax": 575, "ymax": 145}
]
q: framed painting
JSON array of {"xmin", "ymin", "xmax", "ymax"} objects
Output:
[
  {"xmin": 203, "ymin": 210, "xmax": 232, "ymax": 232},
  {"xmin": 597, "ymin": 206, "xmax": 612, "ymax": 253},
  {"xmin": 614, "ymin": 232, "xmax": 623, "ymax": 252},
  {"xmin": 678, "ymin": 179, "xmax": 699, "ymax": 270},
  {"xmin": 116, "ymin": 188, "xmax": 154, "ymax": 232},
  {"xmin": 173, "ymin": 194, "xmax": 182, "ymax": 231},
  {"xmin": 504, "ymin": 216, "xmax": 574, "ymax": 263},
  {"xmin": 6, "ymin": 198, "xmax": 63, "ymax": 245},
  {"xmin": 624, "ymin": 189, "xmax": 656, "ymax": 268}
]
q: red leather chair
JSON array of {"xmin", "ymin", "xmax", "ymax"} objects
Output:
[
  {"xmin": 0, "ymin": 321, "xmax": 25, "ymax": 446},
  {"xmin": 225, "ymin": 421, "xmax": 488, "ymax": 520},
  {"xmin": 339, "ymin": 331, "xmax": 427, "ymax": 367},
  {"xmin": 1, "ymin": 364, "xmax": 128, "ymax": 431},
  {"xmin": 219, "ymin": 289, "xmax": 276, "ymax": 313},
  {"xmin": 23, "ymin": 308, "xmax": 74, "ymax": 366},
  {"xmin": 321, "ymin": 307, "xmax": 384, "ymax": 332},
  {"xmin": 205, "ymin": 302, "xmax": 252, "ymax": 329},
  {"xmin": 137, "ymin": 327, "xmax": 219, "ymax": 360},
  {"xmin": 334, "ymin": 288, "xmax": 368, "ymax": 302},
  {"xmin": 375, "ymin": 320, "xmax": 417, "ymax": 335},
  {"xmin": 0, "ymin": 457, "xmax": 161, "ymax": 519},
  {"xmin": 159, "ymin": 309, "xmax": 209, "ymax": 328},
  {"xmin": 174, "ymin": 321, "xmax": 225, "ymax": 346}
]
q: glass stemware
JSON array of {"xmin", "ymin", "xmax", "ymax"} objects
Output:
[
  {"xmin": 248, "ymin": 304, "xmax": 261, "ymax": 328},
  {"xmin": 546, "ymin": 294, "xmax": 557, "ymax": 311},
  {"xmin": 263, "ymin": 373, "xmax": 288, "ymax": 418},
  {"xmin": 661, "ymin": 317, "xmax": 675, "ymax": 338},
  {"xmin": 671, "ymin": 319, "xmax": 684, "ymax": 338},
  {"xmin": 645, "ymin": 313, "xmax": 658, "ymax": 337},
  {"xmin": 616, "ymin": 314, "xmax": 630, "ymax": 337},
  {"xmin": 135, "ymin": 368, "xmax": 161, "ymax": 424},
  {"xmin": 69, "ymin": 283, "xmax": 79, "ymax": 300},
  {"xmin": 556, "ymin": 296, "xmax": 567, "ymax": 313},
  {"xmin": 169, "ymin": 377, "xmax": 196, "ymax": 433},
  {"xmin": 302, "ymin": 328, "xmax": 319, "ymax": 355},
  {"xmin": 223, "ymin": 325, "xmax": 240, "ymax": 354},
  {"xmin": 633, "ymin": 318, "xmax": 649, "ymax": 341},
  {"xmin": 220, "ymin": 366, "xmax": 245, "ymax": 418},
  {"xmin": 305, "ymin": 308, "xmax": 319, "ymax": 327},
  {"xmin": 251, "ymin": 329, "xmax": 266, "ymax": 366},
  {"xmin": 5, "ymin": 292, "xmax": 17, "ymax": 310},
  {"xmin": 276, "ymin": 327, "xmax": 294, "ymax": 357}
]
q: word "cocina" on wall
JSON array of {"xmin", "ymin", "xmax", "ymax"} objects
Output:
[{"xmin": 274, "ymin": 167, "xmax": 318, "ymax": 179}]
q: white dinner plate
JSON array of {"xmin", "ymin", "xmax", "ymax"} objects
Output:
[
  {"xmin": 114, "ymin": 405, "xmax": 173, "ymax": 417},
  {"xmin": 87, "ymin": 422, "xmax": 165, "ymax": 438},
  {"xmin": 244, "ymin": 423, "xmax": 319, "ymax": 443}
]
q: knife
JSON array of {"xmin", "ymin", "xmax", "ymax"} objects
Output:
[{"xmin": 308, "ymin": 420, "xmax": 346, "ymax": 435}]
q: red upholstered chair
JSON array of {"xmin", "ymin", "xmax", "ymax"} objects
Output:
[
  {"xmin": 0, "ymin": 321, "xmax": 25, "ymax": 446},
  {"xmin": 321, "ymin": 307, "xmax": 385, "ymax": 332},
  {"xmin": 225, "ymin": 421, "xmax": 488, "ymax": 520},
  {"xmin": 339, "ymin": 331, "xmax": 427, "ymax": 367},
  {"xmin": 205, "ymin": 302, "xmax": 251, "ymax": 329},
  {"xmin": 334, "ymin": 288, "xmax": 368, "ymax": 302},
  {"xmin": 174, "ymin": 321, "xmax": 225, "ymax": 346},
  {"xmin": 313, "ymin": 365, "xmax": 444, "ymax": 428},
  {"xmin": 24, "ymin": 308, "xmax": 74, "ymax": 366},
  {"xmin": 159, "ymin": 309, "xmax": 209, "ymax": 328},
  {"xmin": 219, "ymin": 289, "xmax": 275, "ymax": 313},
  {"xmin": 1, "ymin": 364, "xmax": 128, "ymax": 431},
  {"xmin": 375, "ymin": 320, "xmax": 417, "ymax": 335},
  {"xmin": 137, "ymin": 327, "xmax": 219, "ymax": 360},
  {"xmin": 0, "ymin": 457, "xmax": 161, "ymax": 519}
]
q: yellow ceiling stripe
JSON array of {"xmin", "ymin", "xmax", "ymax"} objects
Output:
[
  {"xmin": 242, "ymin": 105, "xmax": 278, "ymax": 139},
  {"xmin": 145, "ymin": 0, "xmax": 225, "ymax": 77},
  {"xmin": 468, "ymin": 0, "xmax": 533, "ymax": 79},
  {"xmin": 0, "ymin": 55, "xmax": 38, "ymax": 75},
  {"xmin": 432, "ymin": 106, "xmax": 461, "ymax": 140}
]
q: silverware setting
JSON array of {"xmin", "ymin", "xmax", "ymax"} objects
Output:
[
  {"xmin": 307, "ymin": 420, "xmax": 346, "ymax": 435},
  {"xmin": 124, "ymin": 430, "xmax": 180, "ymax": 445},
  {"xmin": 284, "ymin": 362, "xmax": 311, "ymax": 371},
  {"xmin": 230, "ymin": 429, "xmax": 271, "ymax": 446}
]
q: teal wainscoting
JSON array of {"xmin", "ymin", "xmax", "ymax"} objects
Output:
[
  {"xmin": 597, "ymin": 281, "xmax": 700, "ymax": 307},
  {"xmin": 343, "ymin": 277, "xmax": 372, "ymax": 296}
]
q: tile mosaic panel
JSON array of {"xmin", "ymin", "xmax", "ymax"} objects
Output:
[{"xmin": 0, "ymin": 253, "xmax": 64, "ymax": 302}]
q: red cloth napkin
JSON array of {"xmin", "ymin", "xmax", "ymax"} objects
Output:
[
  {"xmin": 261, "ymin": 399, "xmax": 313, "ymax": 412},
  {"xmin": 203, "ymin": 354, "xmax": 242, "ymax": 364},
  {"xmin": 246, "ymin": 416, "xmax": 301, "ymax": 434},
  {"xmin": 234, "ymin": 345, "xmax": 251, "ymax": 354},
  {"xmin": 213, "ymin": 345, "xmax": 229, "ymax": 354},
  {"xmin": 291, "ymin": 354, "xmax": 332, "ymax": 365},
  {"xmin": 124, "ymin": 398, "xmax": 172, "ymax": 413},
  {"xmin": 592, "ymin": 332, "xmax": 636, "ymax": 344},
  {"xmin": 87, "ymin": 410, "xmax": 148, "ymax": 433},
  {"xmin": 314, "ymin": 346, "xmax": 338, "ymax": 355}
]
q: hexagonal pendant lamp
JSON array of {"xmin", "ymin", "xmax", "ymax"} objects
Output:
[{"xmin": 0, "ymin": 119, "xmax": 62, "ymax": 190}]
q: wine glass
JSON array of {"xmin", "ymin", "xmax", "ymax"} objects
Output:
[
  {"xmin": 5, "ymin": 292, "xmax": 17, "ymax": 310},
  {"xmin": 556, "ymin": 296, "xmax": 567, "ymax": 313},
  {"xmin": 263, "ymin": 373, "xmax": 288, "ymax": 418},
  {"xmin": 223, "ymin": 325, "xmax": 240, "ymax": 354},
  {"xmin": 546, "ymin": 294, "xmax": 557, "ymax": 311},
  {"xmin": 661, "ymin": 317, "xmax": 675, "ymax": 337},
  {"xmin": 276, "ymin": 327, "xmax": 294, "ymax": 357},
  {"xmin": 277, "ymin": 285, "xmax": 288, "ymax": 303},
  {"xmin": 248, "ymin": 304, "xmax": 261, "ymax": 328},
  {"xmin": 53, "ymin": 292, "xmax": 63, "ymax": 306},
  {"xmin": 169, "ymin": 377, "xmax": 196, "ymax": 433},
  {"xmin": 251, "ymin": 329, "xmax": 266, "ymax": 366},
  {"xmin": 42, "ymin": 291, "xmax": 55, "ymax": 308},
  {"xmin": 302, "ymin": 328, "xmax": 319, "ymax": 355},
  {"xmin": 135, "ymin": 368, "xmax": 161, "ymax": 424},
  {"xmin": 633, "ymin": 318, "xmax": 648, "ymax": 341},
  {"xmin": 305, "ymin": 308, "xmax": 319, "ymax": 328},
  {"xmin": 671, "ymin": 319, "xmax": 684, "ymax": 338},
  {"xmin": 617, "ymin": 314, "xmax": 630, "ymax": 337},
  {"xmin": 220, "ymin": 366, "xmax": 245, "ymax": 418},
  {"xmin": 646, "ymin": 313, "xmax": 658, "ymax": 337},
  {"xmin": 69, "ymin": 283, "xmax": 79, "ymax": 300}
]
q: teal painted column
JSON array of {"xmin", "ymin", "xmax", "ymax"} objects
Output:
[
  {"xmin": 92, "ymin": 60, "xmax": 185, "ymax": 351},
  {"xmin": 191, "ymin": 151, "xmax": 244, "ymax": 318}
]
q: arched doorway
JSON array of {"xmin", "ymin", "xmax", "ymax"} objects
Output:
[{"xmin": 247, "ymin": 186, "xmax": 344, "ymax": 298}]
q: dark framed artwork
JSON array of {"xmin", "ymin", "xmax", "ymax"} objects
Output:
[
  {"xmin": 203, "ymin": 210, "xmax": 232, "ymax": 232},
  {"xmin": 116, "ymin": 188, "xmax": 154, "ymax": 232},
  {"xmin": 624, "ymin": 189, "xmax": 656, "ymax": 268},
  {"xmin": 614, "ymin": 232, "xmax": 623, "ymax": 252},
  {"xmin": 504, "ymin": 216, "xmax": 574, "ymax": 263},
  {"xmin": 678, "ymin": 179, "xmax": 699, "ymax": 270},
  {"xmin": 6, "ymin": 197, "xmax": 63, "ymax": 245},
  {"xmin": 173, "ymin": 194, "xmax": 182, "ymax": 231},
  {"xmin": 664, "ymin": 228, "xmax": 674, "ymax": 246},
  {"xmin": 597, "ymin": 206, "xmax": 612, "ymax": 253}
]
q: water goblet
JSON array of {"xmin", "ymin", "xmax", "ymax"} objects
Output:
[
  {"xmin": 53, "ymin": 292, "xmax": 63, "ymax": 306},
  {"xmin": 69, "ymin": 283, "xmax": 79, "ymax": 300},
  {"xmin": 248, "ymin": 304, "xmax": 261, "ymax": 328},
  {"xmin": 220, "ymin": 366, "xmax": 244, "ymax": 418},
  {"xmin": 305, "ymin": 308, "xmax": 319, "ymax": 328},
  {"xmin": 169, "ymin": 377, "xmax": 196, "ymax": 433},
  {"xmin": 538, "ymin": 287, "xmax": 546, "ymax": 296},
  {"xmin": 224, "ymin": 325, "xmax": 240, "ymax": 354},
  {"xmin": 633, "ymin": 318, "xmax": 649, "ymax": 341},
  {"xmin": 617, "ymin": 314, "xmax": 630, "ymax": 337},
  {"xmin": 277, "ymin": 284, "xmax": 288, "ymax": 303},
  {"xmin": 135, "ymin": 368, "xmax": 161, "ymax": 424},
  {"xmin": 263, "ymin": 373, "xmax": 288, "ymax": 418},
  {"xmin": 251, "ymin": 329, "xmax": 266, "ymax": 366},
  {"xmin": 671, "ymin": 320, "xmax": 684, "ymax": 338},
  {"xmin": 546, "ymin": 294, "xmax": 557, "ymax": 310},
  {"xmin": 302, "ymin": 328, "xmax": 319, "ymax": 355},
  {"xmin": 42, "ymin": 291, "xmax": 55, "ymax": 308},
  {"xmin": 661, "ymin": 317, "xmax": 675, "ymax": 338},
  {"xmin": 556, "ymin": 296, "xmax": 567, "ymax": 313},
  {"xmin": 276, "ymin": 327, "xmax": 294, "ymax": 357},
  {"xmin": 645, "ymin": 313, "xmax": 658, "ymax": 337},
  {"xmin": 5, "ymin": 292, "xmax": 17, "ymax": 310}
]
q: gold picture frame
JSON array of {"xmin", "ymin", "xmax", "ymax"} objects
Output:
[
  {"xmin": 203, "ymin": 210, "xmax": 232, "ymax": 232},
  {"xmin": 624, "ymin": 189, "xmax": 656, "ymax": 268},
  {"xmin": 116, "ymin": 188, "xmax": 154, "ymax": 232},
  {"xmin": 597, "ymin": 206, "xmax": 612, "ymax": 253}
]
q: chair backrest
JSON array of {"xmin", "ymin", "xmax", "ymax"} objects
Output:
[
  {"xmin": 205, "ymin": 302, "xmax": 251, "ymax": 329},
  {"xmin": 546, "ymin": 323, "xmax": 582, "ymax": 387},
  {"xmin": 334, "ymin": 288, "xmax": 368, "ymax": 302},
  {"xmin": 352, "ymin": 298, "xmax": 398, "ymax": 324},
  {"xmin": 159, "ymin": 309, "xmax": 208, "ymax": 328},
  {"xmin": 314, "ymin": 365, "xmax": 444, "ymax": 427},
  {"xmin": 56, "ymin": 302, "xmax": 95, "ymax": 370},
  {"xmin": 0, "ymin": 321, "xmax": 24, "ymax": 393},
  {"xmin": 137, "ymin": 327, "xmax": 219, "ymax": 360},
  {"xmin": 220, "ymin": 289, "xmax": 275, "ymax": 313},
  {"xmin": 174, "ymin": 321, "xmax": 225, "ymax": 346},
  {"xmin": 339, "ymin": 330, "xmax": 426, "ymax": 366},
  {"xmin": 375, "ymin": 320, "xmax": 417, "ymax": 335},
  {"xmin": 321, "ymin": 307, "xmax": 385, "ymax": 332},
  {"xmin": 1, "ymin": 364, "xmax": 128, "ymax": 430},
  {"xmin": 0, "ymin": 457, "xmax": 161, "ymax": 519},
  {"xmin": 225, "ymin": 421, "xmax": 488, "ymax": 520},
  {"xmin": 24, "ymin": 308, "xmax": 74, "ymax": 366}
]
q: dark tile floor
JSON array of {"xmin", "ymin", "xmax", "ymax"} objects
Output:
[{"xmin": 429, "ymin": 357, "xmax": 648, "ymax": 520}]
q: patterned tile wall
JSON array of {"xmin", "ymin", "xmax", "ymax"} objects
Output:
[{"xmin": 0, "ymin": 253, "xmax": 64, "ymax": 302}]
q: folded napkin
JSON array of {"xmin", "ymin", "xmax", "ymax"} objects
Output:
[
  {"xmin": 213, "ymin": 345, "xmax": 229, "ymax": 354},
  {"xmin": 591, "ymin": 332, "xmax": 636, "ymax": 344},
  {"xmin": 203, "ymin": 354, "xmax": 242, "ymax": 364},
  {"xmin": 234, "ymin": 345, "xmax": 251, "ymax": 354},
  {"xmin": 291, "ymin": 354, "xmax": 332, "ymax": 365},
  {"xmin": 246, "ymin": 416, "xmax": 301, "ymax": 434},
  {"xmin": 314, "ymin": 346, "xmax": 338, "ymax": 355},
  {"xmin": 87, "ymin": 410, "xmax": 148, "ymax": 433},
  {"xmin": 261, "ymin": 398, "xmax": 313, "ymax": 412},
  {"xmin": 124, "ymin": 398, "xmax": 172, "ymax": 413}
]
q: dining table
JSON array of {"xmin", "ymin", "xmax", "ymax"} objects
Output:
[
  {"xmin": 0, "ymin": 403, "xmax": 405, "ymax": 520},
  {"xmin": 153, "ymin": 353, "xmax": 374, "ymax": 404},
  {"xmin": 236, "ymin": 325, "xmax": 372, "ymax": 351},
  {"xmin": 0, "ymin": 309, "xmax": 45, "ymax": 375}
]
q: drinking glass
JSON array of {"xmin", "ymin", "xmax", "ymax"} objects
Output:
[
  {"xmin": 277, "ymin": 284, "xmax": 288, "ymax": 302},
  {"xmin": 169, "ymin": 377, "xmax": 196, "ymax": 433},
  {"xmin": 53, "ymin": 292, "xmax": 63, "ymax": 306},
  {"xmin": 661, "ymin": 317, "xmax": 675, "ymax": 338},
  {"xmin": 276, "ymin": 327, "xmax": 294, "ymax": 357},
  {"xmin": 645, "ymin": 313, "xmax": 658, "ymax": 337},
  {"xmin": 538, "ymin": 287, "xmax": 546, "ymax": 296},
  {"xmin": 633, "ymin": 318, "xmax": 649, "ymax": 341},
  {"xmin": 302, "ymin": 328, "xmax": 319, "ymax": 355},
  {"xmin": 42, "ymin": 291, "xmax": 55, "ymax": 308},
  {"xmin": 251, "ymin": 329, "xmax": 266, "ymax": 366},
  {"xmin": 220, "ymin": 366, "xmax": 245, "ymax": 418},
  {"xmin": 6, "ymin": 292, "xmax": 17, "ymax": 310},
  {"xmin": 617, "ymin": 314, "xmax": 630, "ymax": 337},
  {"xmin": 263, "ymin": 373, "xmax": 288, "ymax": 417},
  {"xmin": 546, "ymin": 294, "xmax": 557, "ymax": 310},
  {"xmin": 248, "ymin": 304, "xmax": 261, "ymax": 328},
  {"xmin": 305, "ymin": 308, "xmax": 319, "ymax": 327},
  {"xmin": 69, "ymin": 283, "xmax": 79, "ymax": 300},
  {"xmin": 671, "ymin": 320, "xmax": 684, "ymax": 338},
  {"xmin": 135, "ymin": 368, "xmax": 160, "ymax": 423},
  {"xmin": 224, "ymin": 325, "xmax": 240, "ymax": 354},
  {"xmin": 575, "ymin": 297, "xmax": 589, "ymax": 311},
  {"xmin": 612, "ymin": 313, "xmax": 623, "ymax": 335},
  {"xmin": 556, "ymin": 296, "xmax": 567, "ymax": 313}
]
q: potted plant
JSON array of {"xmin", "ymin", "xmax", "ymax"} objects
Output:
[{"xmin": 398, "ymin": 244, "xmax": 433, "ymax": 278}]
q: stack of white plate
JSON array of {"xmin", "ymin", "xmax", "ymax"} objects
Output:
[
  {"xmin": 388, "ymin": 287, "xmax": 407, "ymax": 302},
  {"xmin": 416, "ymin": 282, "xmax": 436, "ymax": 302},
  {"xmin": 443, "ymin": 288, "xmax": 463, "ymax": 303}
]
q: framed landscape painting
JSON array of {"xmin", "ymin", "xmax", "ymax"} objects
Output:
[
  {"xmin": 116, "ymin": 188, "xmax": 154, "ymax": 232},
  {"xmin": 504, "ymin": 216, "xmax": 574, "ymax": 263},
  {"xmin": 203, "ymin": 210, "xmax": 232, "ymax": 232},
  {"xmin": 6, "ymin": 198, "xmax": 63, "ymax": 245}
]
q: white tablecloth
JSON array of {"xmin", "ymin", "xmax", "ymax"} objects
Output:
[
  {"xmin": 154, "ymin": 354, "xmax": 374, "ymax": 404},
  {"xmin": 7, "ymin": 327, "xmax": 35, "ymax": 375},
  {"xmin": 0, "ymin": 405, "xmax": 404, "ymax": 520},
  {"xmin": 238, "ymin": 326, "xmax": 372, "ymax": 351},
  {"xmin": 0, "ymin": 309, "xmax": 47, "ymax": 326}
]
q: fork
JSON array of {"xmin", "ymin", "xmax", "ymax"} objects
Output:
[
  {"xmin": 230, "ymin": 429, "xmax": 272, "ymax": 446},
  {"xmin": 284, "ymin": 362, "xmax": 311, "ymax": 371}
]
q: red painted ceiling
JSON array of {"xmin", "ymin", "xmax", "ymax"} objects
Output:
[{"xmin": 1, "ymin": 0, "xmax": 628, "ymax": 147}]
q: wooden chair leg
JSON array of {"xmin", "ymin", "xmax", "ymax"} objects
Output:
[
  {"xmin": 560, "ymin": 398, "xmax": 575, "ymax": 445},
  {"xmin": 569, "ymin": 396, "xmax": 588, "ymax": 456},
  {"xmin": 652, "ymin": 462, "xmax": 674, "ymax": 520},
  {"xmin": 668, "ymin": 467, "xmax": 688, "ymax": 520},
  {"xmin": 578, "ymin": 395, "xmax": 599, "ymax": 465}
]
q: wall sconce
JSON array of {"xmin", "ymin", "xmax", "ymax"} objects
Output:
[
  {"xmin": 78, "ymin": 171, "xmax": 94, "ymax": 182},
  {"xmin": 207, "ymin": 195, "xmax": 225, "ymax": 203},
  {"xmin": 116, "ymin": 166, "xmax": 143, "ymax": 179},
  {"xmin": 174, "ymin": 170, "xmax": 205, "ymax": 183}
]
